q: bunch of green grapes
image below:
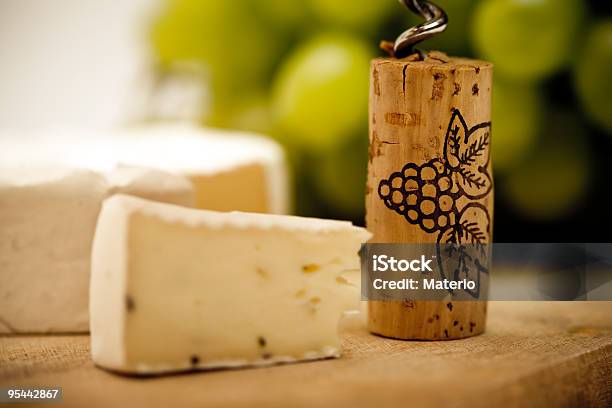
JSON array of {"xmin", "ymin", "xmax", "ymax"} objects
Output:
[{"xmin": 150, "ymin": 0, "xmax": 611, "ymax": 223}]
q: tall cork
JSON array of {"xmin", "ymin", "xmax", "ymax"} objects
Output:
[{"xmin": 366, "ymin": 52, "xmax": 493, "ymax": 340}]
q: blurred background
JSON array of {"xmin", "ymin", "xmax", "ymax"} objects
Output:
[{"xmin": 1, "ymin": 0, "xmax": 611, "ymax": 242}]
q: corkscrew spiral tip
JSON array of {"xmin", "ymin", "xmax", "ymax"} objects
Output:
[{"xmin": 394, "ymin": 0, "xmax": 448, "ymax": 58}]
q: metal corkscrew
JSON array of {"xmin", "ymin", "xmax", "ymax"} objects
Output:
[{"xmin": 394, "ymin": 0, "xmax": 448, "ymax": 58}]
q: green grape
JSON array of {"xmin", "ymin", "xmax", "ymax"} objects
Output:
[
  {"xmin": 405, "ymin": 0, "xmax": 475, "ymax": 55},
  {"xmin": 472, "ymin": 0, "xmax": 585, "ymax": 81},
  {"xmin": 312, "ymin": 134, "xmax": 368, "ymax": 216},
  {"xmin": 492, "ymin": 80, "xmax": 542, "ymax": 172},
  {"xmin": 306, "ymin": 0, "xmax": 394, "ymax": 31},
  {"xmin": 152, "ymin": 0, "xmax": 280, "ymax": 98},
  {"xmin": 271, "ymin": 33, "xmax": 372, "ymax": 152},
  {"xmin": 503, "ymin": 112, "xmax": 590, "ymax": 220},
  {"xmin": 574, "ymin": 20, "xmax": 612, "ymax": 134}
]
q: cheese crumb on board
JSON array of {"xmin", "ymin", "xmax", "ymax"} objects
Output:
[{"xmin": 90, "ymin": 195, "xmax": 371, "ymax": 374}]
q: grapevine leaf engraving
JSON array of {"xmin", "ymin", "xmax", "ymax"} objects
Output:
[
  {"xmin": 436, "ymin": 204, "xmax": 491, "ymax": 298},
  {"xmin": 377, "ymin": 109, "xmax": 492, "ymax": 299},
  {"xmin": 443, "ymin": 109, "xmax": 492, "ymax": 199}
]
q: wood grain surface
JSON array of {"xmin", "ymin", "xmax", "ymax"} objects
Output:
[{"xmin": 1, "ymin": 302, "xmax": 611, "ymax": 408}]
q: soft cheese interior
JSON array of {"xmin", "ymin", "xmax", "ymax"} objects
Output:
[{"xmin": 91, "ymin": 195, "xmax": 371, "ymax": 374}]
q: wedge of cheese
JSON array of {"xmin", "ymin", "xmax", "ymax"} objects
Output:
[
  {"xmin": 0, "ymin": 167, "xmax": 195, "ymax": 334},
  {"xmin": 90, "ymin": 195, "xmax": 370, "ymax": 374}
]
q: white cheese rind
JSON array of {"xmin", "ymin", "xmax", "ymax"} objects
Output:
[
  {"xmin": 90, "ymin": 195, "xmax": 371, "ymax": 374},
  {"xmin": 0, "ymin": 170, "xmax": 108, "ymax": 333},
  {"xmin": 106, "ymin": 165, "xmax": 196, "ymax": 207},
  {"xmin": 0, "ymin": 124, "xmax": 289, "ymax": 214},
  {"xmin": 0, "ymin": 167, "xmax": 195, "ymax": 334}
]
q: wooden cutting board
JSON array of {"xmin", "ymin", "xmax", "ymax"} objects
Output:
[{"xmin": 1, "ymin": 302, "xmax": 611, "ymax": 408}]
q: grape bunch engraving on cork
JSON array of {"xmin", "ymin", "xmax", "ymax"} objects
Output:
[{"xmin": 378, "ymin": 109, "xmax": 492, "ymax": 298}]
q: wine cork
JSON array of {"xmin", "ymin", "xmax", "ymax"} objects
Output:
[{"xmin": 366, "ymin": 52, "xmax": 493, "ymax": 340}]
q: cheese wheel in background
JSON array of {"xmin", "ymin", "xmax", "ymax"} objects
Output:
[{"xmin": 0, "ymin": 124, "xmax": 290, "ymax": 214}]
